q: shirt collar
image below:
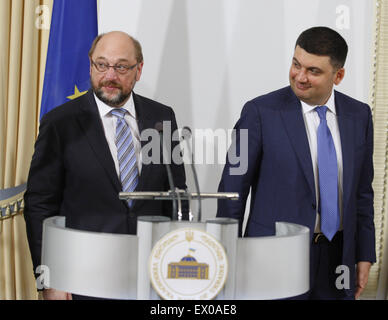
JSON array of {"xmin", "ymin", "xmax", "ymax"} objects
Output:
[
  {"xmin": 94, "ymin": 92, "xmax": 137, "ymax": 119},
  {"xmin": 300, "ymin": 89, "xmax": 336, "ymax": 115}
]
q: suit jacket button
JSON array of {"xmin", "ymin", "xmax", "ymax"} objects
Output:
[{"xmin": 312, "ymin": 203, "xmax": 316, "ymax": 210}]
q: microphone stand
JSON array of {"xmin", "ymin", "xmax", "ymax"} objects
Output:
[
  {"xmin": 124, "ymin": 125, "xmax": 239, "ymax": 222},
  {"xmin": 181, "ymin": 126, "xmax": 202, "ymax": 222},
  {"xmin": 155, "ymin": 122, "xmax": 181, "ymax": 221}
]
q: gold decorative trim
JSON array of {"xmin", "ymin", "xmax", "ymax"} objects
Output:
[
  {"xmin": 363, "ymin": 0, "xmax": 388, "ymax": 299},
  {"xmin": 0, "ymin": 197, "xmax": 25, "ymax": 221}
]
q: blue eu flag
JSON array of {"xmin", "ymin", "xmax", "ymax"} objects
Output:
[{"xmin": 40, "ymin": 0, "xmax": 98, "ymax": 119}]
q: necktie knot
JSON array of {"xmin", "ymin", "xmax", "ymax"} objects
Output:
[
  {"xmin": 315, "ymin": 105, "xmax": 328, "ymax": 121},
  {"xmin": 111, "ymin": 108, "xmax": 127, "ymax": 119}
]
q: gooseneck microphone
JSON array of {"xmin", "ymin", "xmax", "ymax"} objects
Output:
[
  {"xmin": 181, "ymin": 126, "xmax": 202, "ymax": 222},
  {"xmin": 155, "ymin": 122, "xmax": 181, "ymax": 220}
]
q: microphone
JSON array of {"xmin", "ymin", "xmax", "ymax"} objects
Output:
[
  {"xmin": 181, "ymin": 126, "xmax": 201, "ymax": 222},
  {"xmin": 155, "ymin": 122, "xmax": 181, "ymax": 220}
]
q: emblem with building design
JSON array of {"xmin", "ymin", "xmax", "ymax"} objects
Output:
[
  {"xmin": 167, "ymin": 231, "xmax": 209, "ymax": 279},
  {"xmin": 149, "ymin": 228, "xmax": 228, "ymax": 300}
]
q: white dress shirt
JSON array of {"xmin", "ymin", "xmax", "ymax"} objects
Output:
[
  {"xmin": 300, "ymin": 90, "xmax": 343, "ymax": 233},
  {"xmin": 94, "ymin": 93, "xmax": 142, "ymax": 176}
]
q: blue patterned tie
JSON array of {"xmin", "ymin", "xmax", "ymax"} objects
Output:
[
  {"xmin": 111, "ymin": 108, "xmax": 139, "ymax": 206},
  {"xmin": 315, "ymin": 106, "xmax": 339, "ymax": 241}
]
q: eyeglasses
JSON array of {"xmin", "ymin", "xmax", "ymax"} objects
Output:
[{"xmin": 91, "ymin": 59, "xmax": 138, "ymax": 74}]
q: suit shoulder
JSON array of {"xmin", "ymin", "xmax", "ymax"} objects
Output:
[
  {"xmin": 334, "ymin": 90, "xmax": 371, "ymax": 117},
  {"xmin": 248, "ymin": 86, "xmax": 292, "ymax": 105},
  {"xmin": 40, "ymin": 93, "xmax": 89, "ymax": 124},
  {"xmin": 335, "ymin": 90, "xmax": 368, "ymax": 106},
  {"xmin": 243, "ymin": 86, "xmax": 293, "ymax": 113},
  {"xmin": 135, "ymin": 93, "xmax": 173, "ymax": 114}
]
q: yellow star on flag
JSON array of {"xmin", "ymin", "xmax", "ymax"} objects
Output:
[{"xmin": 67, "ymin": 85, "xmax": 87, "ymax": 100}]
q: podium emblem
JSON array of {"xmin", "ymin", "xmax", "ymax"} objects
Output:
[{"xmin": 149, "ymin": 228, "xmax": 228, "ymax": 299}]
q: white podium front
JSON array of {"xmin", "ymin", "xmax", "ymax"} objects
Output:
[
  {"xmin": 41, "ymin": 217, "xmax": 138, "ymax": 299},
  {"xmin": 41, "ymin": 216, "xmax": 309, "ymax": 299},
  {"xmin": 235, "ymin": 222, "xmax": 310, "ymax": 299}
]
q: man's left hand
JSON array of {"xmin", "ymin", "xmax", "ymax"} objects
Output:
[{"xmin": 355, "ymin": 261, "xmax": 372, "ymax": 299}]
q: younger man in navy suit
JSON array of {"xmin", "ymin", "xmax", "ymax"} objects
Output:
[{"xmin": 217, "ymin": 27, "xmax": 375, "ymax": 299}]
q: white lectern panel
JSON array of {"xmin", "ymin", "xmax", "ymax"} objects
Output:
[
  {"xmin": 235, "ymin": 222, "xmax": 310, "ymax": 299},
  {"xmin": 41, "ymin": 217, "xmax": 309, "ymax": 299},
  {"xmin": 41, "ymin": 216, "xmax": 138, "ymax": 299}
]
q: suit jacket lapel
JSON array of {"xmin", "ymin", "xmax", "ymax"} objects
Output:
[
  {"xmin": 335, "ymin": 91, "xmax": 355, "ymax": 213},
  {"xmin": 76, "ymin": 90, "xmax": 122, "ymax": 194},
  {"xmin": 280, "ymin": 88, "xmax": 316, "ymax": 199}
]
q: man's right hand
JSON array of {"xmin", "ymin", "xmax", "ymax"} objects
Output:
[{"xmin": 43, "ymin": 288, "xmax": 72, "ymax": 300}]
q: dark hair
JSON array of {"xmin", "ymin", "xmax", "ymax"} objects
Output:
[
  {"xmin": 88, "ymin": 32, "xmax": 144, "ymax": 63},
  {"xmin": 295, "ymin": 27, "xmax": 348, "ymax": 69}
]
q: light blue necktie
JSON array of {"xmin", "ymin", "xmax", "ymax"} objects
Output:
[
  {"xmin": 315, "ymin": 106, "xmax": 339, "ymax": 241},
  {"xmin": 111, "ymin": 108, "xmax": 139, "ymax": 206}
]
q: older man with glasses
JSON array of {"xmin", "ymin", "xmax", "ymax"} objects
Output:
[{"xmin": 24, "ymin": 31, "xmax": 187, "ymax": 300}]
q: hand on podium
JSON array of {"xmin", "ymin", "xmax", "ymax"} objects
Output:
[{"xmin": 43, "ymin": 288, "xmax": 72, "ymax": 300}]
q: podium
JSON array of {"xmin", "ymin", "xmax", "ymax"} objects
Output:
[{"xmin": 41, "ymin": 215, "xmax": 310, "ymax": 299}]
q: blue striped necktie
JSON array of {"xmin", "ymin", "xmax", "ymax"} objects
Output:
[
  {"xmin": 315, "ymin": 106, "xmax": 340, "ymax": 241},
  {"xmin": 111, "ymin": 108, "xmax": 139, "ymax": 206}
]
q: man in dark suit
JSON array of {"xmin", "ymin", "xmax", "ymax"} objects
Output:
[
  {"xmin": 217, "ymin": 27, "xmax": 375, "ymax": 299},
  {"xmin": 24, "ymin": 31, "xmax": 187, "ymax": 300}
]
